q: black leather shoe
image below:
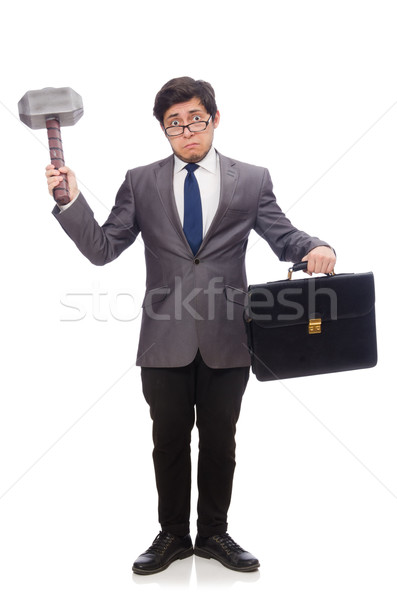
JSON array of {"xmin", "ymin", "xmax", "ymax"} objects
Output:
[
  {"xmin": 194, "ymin": 533, "xmax": 260, "ymax": 572},
  {"xmin": 132, "ymin": 531, "xmax": 193, "ymax": 575}
]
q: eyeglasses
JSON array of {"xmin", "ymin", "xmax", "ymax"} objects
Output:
[{"xmin": 164, "ymin": 116, "xmax": 212, "ymax": 137}]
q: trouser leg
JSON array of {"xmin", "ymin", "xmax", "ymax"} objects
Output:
[
  {"xmin": 141, "ymin": 362, "xmax": 196, "ymax": 537},
  {"xmin": 195, "ymin": 356, "xmax": 249, "ymax": 537}
]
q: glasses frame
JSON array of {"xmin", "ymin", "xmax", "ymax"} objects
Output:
[{"xmin": 164, "ymin": 115, "xmax": 212, "ymax": 137}]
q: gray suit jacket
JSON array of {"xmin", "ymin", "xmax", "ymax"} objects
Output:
[{"xmin": 53, "ymin": 151, "xmax": 329, "ymax": 368}]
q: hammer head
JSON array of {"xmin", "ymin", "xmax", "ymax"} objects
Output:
[{"xmin": 18, "ymin": 87, "xmax": 83, "ymax": 129}]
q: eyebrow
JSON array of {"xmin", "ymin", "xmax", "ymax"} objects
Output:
[{"xmin": 166, "ymin": 108, "xmax": 204, "ymax": 119}]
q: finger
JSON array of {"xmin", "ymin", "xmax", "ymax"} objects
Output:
[
  {"xmin": 46, "ymin": 169, "xmax": 60, "ymax": 178},
  {"xmin": 327, "ymin": 259, "xmax": 336, "ymax": 274},
  {"xmin": 315, "ymin": 260, "xmax": 326, "ymax": 274},
  {"xmin": 307, "ymin": 258, "xmax": 316, "ymax": 274},
  {"xmin": 48, "ymin": 176, "xmax": 64, "ymax": 191},
  {"xmin": 58, "ymin": 165, "xmax": 74, "ymax": 176},
  {"xmin": 317, "ymin": 258, "xmax": 335, "ymax": 274},
  {"xmin": 311, "ymin": 259, "xmax": 320, "ymax": 274}
]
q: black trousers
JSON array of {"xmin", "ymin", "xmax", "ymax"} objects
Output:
[{"xmin": 141, "ymin": 351, "xmax": 250, "ymax": 538}]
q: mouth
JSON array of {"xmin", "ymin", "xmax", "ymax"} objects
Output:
[{"xmin": 184, "ymin": 143, "xmax": 199, "ymax": 149}]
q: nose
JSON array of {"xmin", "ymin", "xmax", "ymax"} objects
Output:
[{"xmin": 183, "ymin": 125, "xmax": 194, "ymax": 138}]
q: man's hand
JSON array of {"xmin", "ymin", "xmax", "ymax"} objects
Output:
[
  {"xmin": 45, "ymin": 164, "xmax": 79, "ymax": 203},
  {"xmin": 301, "ymin": 246, "xmax": 336, "ymax": 275}
]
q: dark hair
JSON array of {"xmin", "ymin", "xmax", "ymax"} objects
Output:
[{"xmin": 153, "ymin": 76, "xmax": 217, "ymax": 124}]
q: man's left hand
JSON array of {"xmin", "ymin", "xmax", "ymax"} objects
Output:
[{"xmin": 301, "ymin": 246, "xmax": 336, "ymax": 275}]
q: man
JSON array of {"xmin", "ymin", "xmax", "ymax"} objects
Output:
[{"xmin": 46, "ymin": 77, "xmax": 336, "ymax": 575}]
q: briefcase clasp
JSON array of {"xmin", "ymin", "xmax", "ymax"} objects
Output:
[{"xmin": 308, "ymin": 318, "xmax": 322, "ymax": 334}]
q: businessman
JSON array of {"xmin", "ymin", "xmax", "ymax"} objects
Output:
[{"xmin": 46, "ymin": 76, "xmax": 336, "ymax": 574}]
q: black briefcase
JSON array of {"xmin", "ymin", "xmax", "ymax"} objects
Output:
[{"xmin": 245, "ymin": 262, "xmax": 377, "ymax": 381}]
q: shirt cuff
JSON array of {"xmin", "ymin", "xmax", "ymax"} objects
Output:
[{"xmin": 58, "ymin": 191, "xmax": 80, "ymax": 212}]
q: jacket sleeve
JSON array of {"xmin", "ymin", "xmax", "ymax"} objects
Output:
[
  {"xmin": 52, "ymin": 171, "xmax": 140, "ymax": 266},
  {"xmin": 254, "ymin": 168, "xmax": 331, "ymax": 262}
]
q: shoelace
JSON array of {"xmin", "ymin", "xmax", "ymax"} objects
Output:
[
  {"xmin": 145, "ymin": 532, "xmax": 175, "ymax": 556},
  {"xmin": 212, "ymin": 533, "xmax": 245, "ymax": 556}
]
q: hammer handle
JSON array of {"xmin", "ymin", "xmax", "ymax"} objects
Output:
[{"xmin": 46, "ymin": 118, "xmax": 70, "ymax": 205}]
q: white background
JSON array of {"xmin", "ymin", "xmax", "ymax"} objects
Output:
[{"xmin": 0, "ymin": 1, "xmax": 396, "ymax": 598}]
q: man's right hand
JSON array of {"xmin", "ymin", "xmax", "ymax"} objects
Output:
[{"xmin": 45, "ymin": 164, "xmax": 79, "ymax": 203}]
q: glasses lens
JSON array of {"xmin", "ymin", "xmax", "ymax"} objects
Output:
[
  {"xmin": 188, "ymin": 121, "xmax": 207, "ymax": 132},
  {"xmin": 166, "ymin": 126, "xmax": 184, "ymax": 137}
]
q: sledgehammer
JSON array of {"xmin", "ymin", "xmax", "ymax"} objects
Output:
[{"xmin": 18, "ymin": 87, "xmax": 83, "ymax": 205}]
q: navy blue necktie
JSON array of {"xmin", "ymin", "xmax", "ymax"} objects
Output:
[{"xmin": 183, "ymin": 163, "xmax": 203, "ymax": 255}]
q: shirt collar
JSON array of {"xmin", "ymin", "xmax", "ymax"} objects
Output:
[{"xmin": 174, "ymin": 146, "xmax": 218, "ymax": 174}]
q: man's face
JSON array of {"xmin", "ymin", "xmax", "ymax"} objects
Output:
[{"xmin": 162, "ymin": 97, "xmax": 220, "ymax": 163}]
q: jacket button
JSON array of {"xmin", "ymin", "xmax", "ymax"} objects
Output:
[{"xmin": 194, "ymin": 258, "xmax": 200, "ymax": 265}]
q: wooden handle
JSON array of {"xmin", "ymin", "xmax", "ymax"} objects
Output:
[{"xmin": 46, "ymin": 118, "xmax": 70, "ymax": 205}]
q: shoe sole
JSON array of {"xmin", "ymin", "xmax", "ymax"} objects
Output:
[
  {"xmin": 132, "ymin": 547, "xmax": 194, "ymax": 575},
  {"xmin": 194, "ymin": 547, "xmax": 260, "ymax": 572}
]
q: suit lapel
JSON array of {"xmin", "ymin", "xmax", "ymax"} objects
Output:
[{"xmin": 154, "ymin": 155, "xmax": 191, "ymax": 249}]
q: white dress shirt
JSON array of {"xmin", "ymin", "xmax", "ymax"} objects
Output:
[{"xmin": 173, "ymin": 146, "xmax": 220, "ymax": 236}]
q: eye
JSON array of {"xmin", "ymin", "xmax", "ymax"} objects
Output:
[
  {"xmin": 192, "ymin": 115, "xmax": 201, "ymax": 122},
  {"xmin": 171, "ymin": 120, "xmax": 180, "ymax": 126}
]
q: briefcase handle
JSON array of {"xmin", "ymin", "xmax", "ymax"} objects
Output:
[{"xmin": 288, "ymin": 261, "xmax": 335, "ymax": 280}]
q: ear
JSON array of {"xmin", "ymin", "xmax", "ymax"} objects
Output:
[{"xmin": 213, "ymin": 110, "xmax": 220, "ymax": 129}]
